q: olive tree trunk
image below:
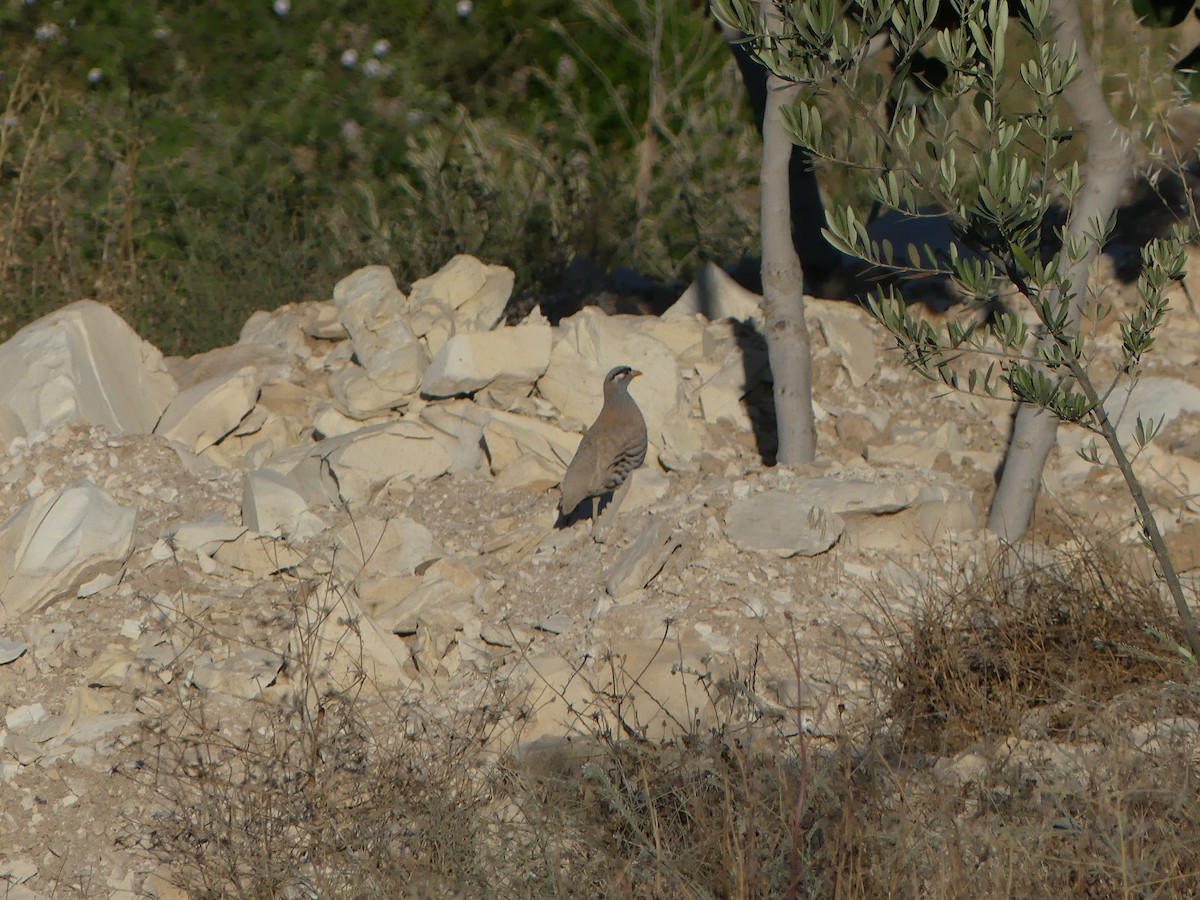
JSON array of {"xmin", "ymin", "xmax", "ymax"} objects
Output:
[
  {"xmin": 760, "ymin": 64, "xmax": 817, "ymax": 465},
  {"xmin": 722, "ymin": 25, "xmax": 842, "ymax": 283},
  {"xmin": 987, "ymin": 0, "xmax": 1130, "ymax": 539}
]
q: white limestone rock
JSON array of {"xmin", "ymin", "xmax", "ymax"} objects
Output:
[
  {"xmin": 0, "ymin": 300, "xmax": 176, "ymax": 437},
  {"xmin": 190, "ymin": 649, "xmax": 283, "ymax": 700},
  {"xmin": 258, "ymin": 443, "xmax": 343, "ymax": 511},
  {"xmin": 1109, "ymin": 376, "xmax": 1200, "ymax": 448},
  {"xmin": 420, "ymin": 324, "xmax": 551, "ymax": 399},
  {"xmin": 0, "ymin": 404, "xmax": 26, "ymax": 445},
  {"xmin": 333, "ymin": 265, "xmax": 412, "ymax": 371},
  {"xmin": 691, "ymin": 320, "xmax": 771, "ymax": 428},
  {"xmin": 375, "ymin": 577, "xmax": 473, "ymax": 636},
  {"xmin": 788, "ymin": 476, "xmax": 921, "ymax": 515},
  {"xmin": 215, "ymin": 380, "xmax": 319, "ymax": 466},
  {"xmin": 724, "ymin": 490, "xmax": 844, "ymax": 557},
  {"xmin": 167, "ymin": 340, "xmax": 292, "ymax": 393},
  {"xmin": 481, "ymin": 409, "xmax": 580, "ymax": 472},
  {"xmin": 331, "ymin": 266, "xmax": 429, "ymax": 415},
  {"xmin": 329, "ymin": 340, "xmax": 428, "ymax": 419},
  {"xmin": 0, "ymin": 859, "xmax": 37, "ymax": 888},
  {"xmin": 539, "ymin": 307, "xmax": 684, "ymax": 451},
  {"xmin": 664, "ymin": 262, "xmax": 762, "ymax": 322},
  {"xmin": 411, "ymin": 603, "xmax": 478, "ymax": 678},
  {"xmin": 422, "ymin": 556, "xmax": 485, "ymax": 594},
  {"xmin": 913, "ymin": 482, "xmax": 979, "ymax": 541},
  {"xmin": 605, "ymin": 519, "xmax": 683, "ymax": 598},
  {"xmin": 167, "ymin": 516, "xmax": 247, "ymax": 556},
  {"xmin": 409, "ymin": 254, "xmax": 515, "ymax": 336},
  {"xmin": 154, "ymin": 366, "xmax": 261, "ymax": 454},
  {"xmin": 512, "ymin": 638, "xmax": 720, "ymax": 748},
  {"xmin": 333, "ymin": 515, "xmax": 444, "ymax": 582},
  {"xmin": 808, "ymin": 300, "xmax": 882, "ymax": 388},
  {"xmin": 315, "ymin": 420, "xmax": 454, "ymax": 504},
  {"xmin": 238, "ymin": 299, "xmax": 346, "ymax": 354},
  {"xmin": 418, "ymin": 402, "xmax": 489, "ymax": 474},
  {"xmin": 213, "ymin": 532, "xmax": 306, "ymax": 576},
  {"xmin": 641, "ymin": 315, "xmax": 706, "ymax": 359},
  {"xmin": 313, "ymin": 402, "xmax": 376, "ymax": 440},
  {"xmin": 0, "ymin": 637, "xmax": 27, "ymax": 665},
  {"xmin": 0, "ymin": 481, "xmax": 136, "ymax": 624},
  {"xmin": 493, "ymin": 454, "xmax": 563, "ymax": 493},
  {"xmin": 242, "ymin": 469, "xmax": 327, "ymax": 540},
  {"xmin": 843, "ymin": 481, "xmax": 979, "ymax": 551},
  {"xmin": 5, "ymin": 703, "xmax": 47, "ymax": 733},
  {"xmin": 695, "ymin": 359, "xmax": 757, "ymax": 430},
  {"xmin": 622, "ymin": 467, "xmax": 671, "ymax": 512},
  {"xmin": 657, "ymin": 413, "xmax": 709, "ymax": 472},
  {"xmin": 866, "ymin": 443, "xmax": 1002, "ymax": 474},
  {"xmin": 295, "ymin": 591, "xmax": 412, "ymax": 690}
]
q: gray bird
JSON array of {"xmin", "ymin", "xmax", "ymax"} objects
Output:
[{"xmin": 559, "ymin": 365, "xmax": 647, "ymax": 534}]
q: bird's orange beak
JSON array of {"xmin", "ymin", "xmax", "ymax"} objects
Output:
[{"xmin": 630, "ymin": 369, "xmax": 643, "ymax": 378}]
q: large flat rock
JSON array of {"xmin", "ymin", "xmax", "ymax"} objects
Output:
[
  {"xmin": 319, "ymin": 420, "xmax": 455, "ymax": 503},
  {"xmin": 420, "ymin": 324, "xmax": 551, "ymax": 399},
  {"xmin": 1109, "ymin": 376, "xmax": 1200, "ymax": 448},
  {"xmin": 724, "ymin": 490, "xmax": 845, "ymax": 557},
  {"xmin": 0, "ymin": 481, "xmax": 136, "ymax": 624},
  {"xmin": 0, "ymin": 300, "xmax": 176, "ymax": 437},
  {"xmin": 480, "ymin": 408, "xmax": 580, "ymax": 472},
  {"xmin": 154, "ymin": 366, "xmax": 261, "ymax": 454}
]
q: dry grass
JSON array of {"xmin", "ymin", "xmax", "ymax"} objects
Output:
[
  {"xmin": 883, "ymin": 543, "xmax": 1187, "ymax": 756},
  {"xmin": 125, "ymin": 537, "xmax": 1200, "ymax": 898}
]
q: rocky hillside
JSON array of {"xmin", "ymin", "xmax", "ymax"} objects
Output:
[{"xmin": 0, "ymin": 253, "xmax": 1198, "ymax": 895}]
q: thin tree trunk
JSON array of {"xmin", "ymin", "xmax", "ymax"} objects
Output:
[
  {"xmin": 722, "ymin": 23, "xmax": 842, "ymax": 282},
  {"xmin": 761, "ymin": 66, "xmax": 816, "ymax": 465},
  {"xmin": 987, "ymin": 0, "xmax": 1130, "ymax": 539}
]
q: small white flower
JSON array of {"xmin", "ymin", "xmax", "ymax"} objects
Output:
[
  {"xmin": 272, "ymin": 0, "xmax": 290, "ymax": 16},
  {"xmin": 372, "ymin": 38, "xmax": 390, "ymax": 57},
  {"xmin": 362, "ymin": 58, "xmax": 382, "ymax": 78},
  {"xmin": 35, "ymin": 22, "xmax": 59, "ymax": 41},
  {"xmin": 340, "ymin": 48, "xmax": 358, "ymax": 68},
  {"xmin": 556, "ymin": 54, "xmax": 577, "ymax": 83},
  {"xmin": 456, "ymin": 0, "xmax": 473, "ymax": 18},
  {"xmin": 153, "ymin": 26, "xmax": 170, "ymax": 40},
  {"xmin": 86, "ymin": 67, "xmax": 103, "ymax": 84}
]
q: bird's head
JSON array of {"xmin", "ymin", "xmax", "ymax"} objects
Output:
[{"xmin": 603, "ymin": 365, "xmax": 642, "ymax": 394}]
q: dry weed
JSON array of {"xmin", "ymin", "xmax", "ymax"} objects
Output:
[{"xmin": 124, "ymin": 537, "xmax": 1200, "ymax": 898}]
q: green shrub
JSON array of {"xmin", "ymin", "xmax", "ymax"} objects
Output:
[{"xmin": 0, "ymin": 1, "xmax": 759, "ymax": 354}]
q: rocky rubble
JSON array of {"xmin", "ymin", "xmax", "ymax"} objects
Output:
[{"xmin": 1, "ymin": 251, "xmax": 1199, "ymax": 894}]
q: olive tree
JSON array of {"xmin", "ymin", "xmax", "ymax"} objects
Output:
[
  {"xmin": 715, "ymin": 5, "xmax": 822, "ymax": 464},
  {"xmin": 711, "ymin": 0, "xmax": 1200, "ymax": 657}
]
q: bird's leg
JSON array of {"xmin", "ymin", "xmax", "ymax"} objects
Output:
[{"xmin": 592, "ymin": 480, "xmax": 633, "ymax": 544}]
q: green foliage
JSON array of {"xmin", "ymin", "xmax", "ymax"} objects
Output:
[
  {"xmin": 714, "ymin": 0, "xmax": 1190, "ymax": 443},
  {"xmin": 715, "ymin": 0, "xmax": 1200, "ymax": 655},
  {"xmin": 0, "ymin": 1, "xmax": 757, "ymax": 354}
]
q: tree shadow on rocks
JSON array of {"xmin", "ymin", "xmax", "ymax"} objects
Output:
[{"xmin": 735, "ymin": 318, "xmax": 778, "ymax": 466}]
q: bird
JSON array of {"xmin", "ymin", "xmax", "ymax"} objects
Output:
[{"xmin": 559, "ymin": 365, "xmax": 647, "ymax": 538}]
